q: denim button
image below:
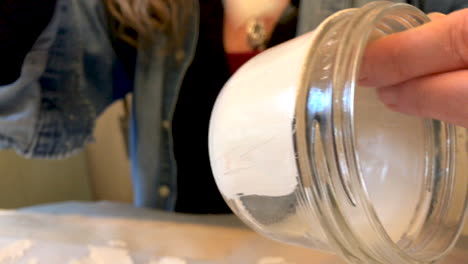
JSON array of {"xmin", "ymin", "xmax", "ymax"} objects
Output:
[
  {"xmin": 175, "ymin": 50, "xmax": 185, "ymax": 62},
  {"xmin": 162, "ymin": 120, "xmax": 171, "ymax": 129},
  {"xmin": 158, "ymin": 185, "xmax": 171, "ymax": 198}
]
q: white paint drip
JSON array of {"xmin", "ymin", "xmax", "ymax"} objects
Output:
[
  {"xmin": 209, "ymin": 30, "xmax": 317, "ymax": 198},
  {"xmin": 68, "ymin": 245, "xmax": 133, "ymax": 264},
  {"xmin": 149, "ymin": 256, "xmax": 187, "ymax": 264},
  {"xmin": 0, "ymin": 239, "xmax": 34, "ymax": 263},
  {"xmin": 107, "ymin": 240, "xmax": 127, "ymax": 248},
  {"xmin": 257, "ymin": 257, "xmax": 294, "ymax": 264},
  {"xmin": 69, "ymin": 258, "xmax": 92, "ymax": 264},
  {"xmin": 27, "ymin": 257, "xmax": 39, "ymax": 264},
  {"xmin": 0, "ymin": 210, "xmax": 15, "ymax": 216}
]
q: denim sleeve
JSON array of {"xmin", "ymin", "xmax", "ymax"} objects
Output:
[
  {"xmin": 0, "ymin": 3, "xmax": 59, "ymax": 156},
  {"xmin": 0, "ymin": 0, "xmax": 116, "ymax": 158}
]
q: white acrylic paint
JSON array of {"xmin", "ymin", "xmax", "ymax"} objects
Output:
[
  {"xmin": 209, "ymin": 9, "xmax": 427, "ymax": 246},
  {"xmin": 354, "ymin": 86, "xmax": 427, "ymax": 242},
  {"xmin": 149, "ymin": 256, "xmax": 187, "ymax": 264},
  {"xmin": 210, "ymin": 30, "xmax": 316, "ymax": 198},
  {"xmin": 69, "ymin": 246, "xmax": 133, "ymax": 264},
  {"xmin": 257, "ymin": 256, "xmax": 293, "ymax": 264},
  {"xmin": 0, "ymin": 239, "xmax": 34, "ymax": 263},
  {"xmin": 209, "ymin": 26, "xmax": 332, "ymax": 250},
  {"xmin": 27, "ymin": 257, "xmax": 39, "ymax": 264},
  {"xmin": 107, "ymin": 240, "xmax": 127, "ymax": 248}
]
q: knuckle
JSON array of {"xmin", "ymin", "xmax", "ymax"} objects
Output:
[
  {"xmin": 411, "ymin": 90, "xmax": 427, "ymax": 117},
  {"xmin": 448, "ymin": 10, "xmax": 468, "ymax": 66},
  {"xmin": 389, "ymin": 46, "xmax": 407, "ymax": 81},
  {"xmin": 402, "ymin": 80, "xmax": 430, "ymax": 118}
]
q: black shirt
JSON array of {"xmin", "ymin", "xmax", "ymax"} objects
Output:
[
  {"xmin": 172, "ymin": 0, "xmax": 232, "ymax": 213},
  {"xmin": 172, "ymin": 0, "xmax": 298, "ymax": 213}
]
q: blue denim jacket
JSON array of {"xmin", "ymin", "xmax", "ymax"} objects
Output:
[{"xmin": 0, "ymin": 0, "xmax": 464, "ymax": 210}]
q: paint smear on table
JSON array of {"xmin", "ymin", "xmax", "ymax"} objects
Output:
[
  {"xmin": 149, "ymin": 256, "xmax": 187, "ymax": 264},
  {"xmin": 0, "ymin": 239, "xmax": 34, "ymax": 263},
  {"xmin": 107, "ymin": 240, "xmax": 128, "ymax": 248},
  {"xmin": 69, "ymin": 245, "xmax": 133, "ymax": 264},
  {"xmin": 257, "ymin": 257, "xmax": 294, "ymax": 264},
  {"xmin": 28, "ymin": 257, "xmax": 39, "ymax": 264}
]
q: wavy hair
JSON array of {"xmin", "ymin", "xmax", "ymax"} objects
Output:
[{"xmin": 104, "ymin": 0, "xmax": 190, "ymax": 48}]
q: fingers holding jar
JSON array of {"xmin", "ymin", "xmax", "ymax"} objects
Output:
[
  {"xmin": 376, "ymin": 70, "xmax": 468, "ymax": 128},
  {"xmin": 360, "ymin": 9, "xmax": 468, "ymax": 127}
]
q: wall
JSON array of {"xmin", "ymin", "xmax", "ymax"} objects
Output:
[
  {"xmin": 86, "ymin": 100, "xmax": 133, "ymax": 203},
  {"xmin": 0, "ymin": 150, "xmax": 92, "ymax": 208},
  {"xmin": 0, "ymin": 100, "xmax": 133, "ymax": 209}
]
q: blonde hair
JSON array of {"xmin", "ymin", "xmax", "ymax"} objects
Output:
[{"xmin": 104, "ymin": 0, "xmax": 190, "ymax": 48}]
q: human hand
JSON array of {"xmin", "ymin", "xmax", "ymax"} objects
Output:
[{"xmin": 359, "ymin": 9, "xmax": 468, "ymax": 128}]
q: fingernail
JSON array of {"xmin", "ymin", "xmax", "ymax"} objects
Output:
[{"xmin": 377, "ymin": 86, "xmax": 399, "ymax": 107}]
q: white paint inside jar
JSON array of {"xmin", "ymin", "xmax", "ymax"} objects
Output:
[
  {"xmin": 354, "ymin": 86, "xmax": 427, "ymax": 242},
  {"xmin": 209, "ymin": 12, "xmax": 428, "ymax": 245},
  {"xmin": 209, "ymin": 29, "xmax": 316, "ymax": 198}
]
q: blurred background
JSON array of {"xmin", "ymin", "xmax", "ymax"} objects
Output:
[
  {"xmin": 0, "ymin": 97, "xmax": 467, "ymax": 237},
  {"xmin": 0, "ymin": 100, "xmax": 133, "ymax": 209}
]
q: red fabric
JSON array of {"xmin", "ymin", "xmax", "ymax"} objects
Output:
[{"xmin": 226, "ymin": 51, "xmax": 261, "ymax": 74}]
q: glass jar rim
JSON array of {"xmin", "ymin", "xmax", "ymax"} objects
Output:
[{"xmin": 294, "ymin": 1, "xmax": 467, "ymax": 263}]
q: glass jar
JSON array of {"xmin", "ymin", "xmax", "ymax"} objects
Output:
[{"xmin": 208, "ymin": 1, "xmax": 468, "ymax": 263}]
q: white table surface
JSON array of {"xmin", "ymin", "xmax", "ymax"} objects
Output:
[{"xmin": 0, "ymin": 201, "xmax": 464, "ymax": 264}]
